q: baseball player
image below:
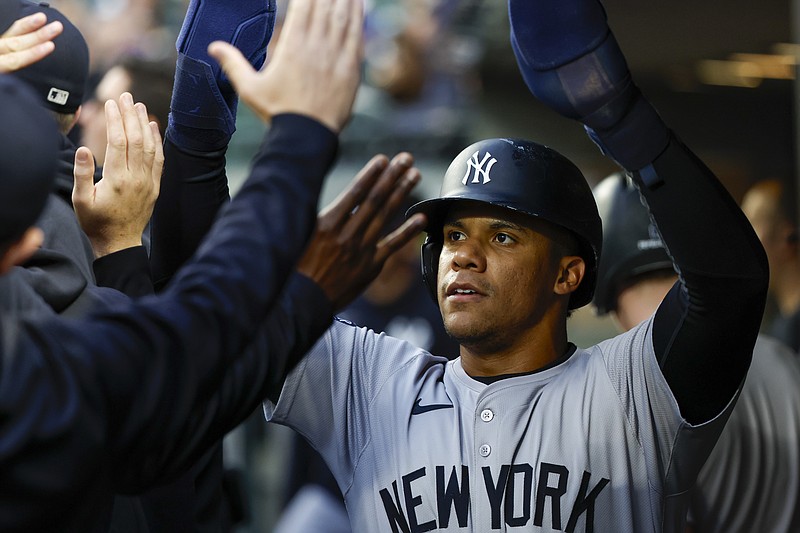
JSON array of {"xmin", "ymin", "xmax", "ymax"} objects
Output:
[
  {"xmin": 593, "ymin": 172, "xmax": 800, "ymax": 532},
  {"xmin": 261, "ymin": 0, "xmax": 768, "ymax": 531}
]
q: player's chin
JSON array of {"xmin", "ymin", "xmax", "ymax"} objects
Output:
[
  {"xmin": 443, "ymin": 315, "xmax": 491, "ymax": 346},
  {"xmin": 446, "ymin": 328, "xmax": 508, "ymax": 356}
]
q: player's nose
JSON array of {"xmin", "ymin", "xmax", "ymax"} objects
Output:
[{"xmin": 451, "ymin": 240, "xmax": 486, "ymax": 272}]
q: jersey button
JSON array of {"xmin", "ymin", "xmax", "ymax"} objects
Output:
[
  {"xmin": 480, "ymin": 409, "xmax": 494, "ymax": 422},
  {"xmin": 479, "ymin": 444, "xmax": 491, "ymax": 457}
]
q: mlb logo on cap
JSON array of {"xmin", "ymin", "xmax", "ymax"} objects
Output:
[{"xmin": 47, "ymin": 88, "xmax": 70, "ymax": 106}]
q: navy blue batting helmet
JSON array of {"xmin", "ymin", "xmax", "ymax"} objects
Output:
[{"xmin": 407, "ymin": 138, "xmax": 602, "ymax": 310}]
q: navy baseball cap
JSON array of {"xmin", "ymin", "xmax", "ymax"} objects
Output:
[
  {"xmin": 0, "ymin": 75, "xmax": 60, "ymax": 242},
  {"xmin": 3, "ymin": 1, "xmax": 89, "ymax": 113}
]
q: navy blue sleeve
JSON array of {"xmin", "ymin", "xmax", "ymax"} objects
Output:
[
  {"xmin": 93, "ymin": 246, "xmax": 154, "ymax": 298},
  {"xmin": 261, "ymin": 273, "xmax": 335, "ymax": 402},
  {"xmin": 638, "ymin": 138, "xmax": 768, "ymax": 423},
  {"xmin": 119, "ymin": 273, "xmax": 335, "ymax": 489},
  {"xmin": 149, "ymin": 137, "xmax": 230, "ymax": 291},
  {"xmin": 0, "ymin": 114, "xmax": 338, "ymax": 521}
]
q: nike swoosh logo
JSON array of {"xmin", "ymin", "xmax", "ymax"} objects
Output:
[{"xmin": 411, "ymin": 398, "xmax": 454, "ymax": 415}]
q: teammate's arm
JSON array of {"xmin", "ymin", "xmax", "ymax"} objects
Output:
[
  {"xmin": 149, "ymin": 140, "xmax": 229, "ymax": 290},
  {"xmin": 148, "ymin": 0, "xmax": 275, "ymax": 289},
  {"xmin": 92, "ymin": 246, "xmax": 153, "ymax": 298},
  {"xmin": 69, "ymin": 96, "xmax": 160, "ymax": 299},
  {"xmin": 263, "ymin": 153, "xmax": 426, "ymax": 400},
  {"xmin": 296, "ymin": 153, "xmax": 426, "ymax": 311},
  {"xmin": 73, "ymin": 96, "xmax": 161, "ymax": 258},
  {"xmin": 109, "ymin": 152, "xmax": 424, "ymax": 489}
]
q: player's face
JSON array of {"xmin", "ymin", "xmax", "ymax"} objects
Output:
[
  {"xmin": 436, "ymin": 202, "xmax": 568, "ymax": 354},
  {"xmin": 741, "ymin": 185, "xmax": 791, "ymax": 293},
  {"xmin": 79, "ymin": 66, "xmax": 132, "ymax": 167}
]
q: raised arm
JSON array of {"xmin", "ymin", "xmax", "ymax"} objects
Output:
[
  {"xmin": 113, "ymin": 153, "xmax": 426, "ymax": 489},
  {"xmin": 150, "ymin": 0, "xmax": 278, "ymax": 288},
  {"xmin": 72, "ymin": 97, "xmax": 162, "ymax": 260},
  {"xmin": 508, "ymin": 0, "xmax": 768, "ymax": 423}
]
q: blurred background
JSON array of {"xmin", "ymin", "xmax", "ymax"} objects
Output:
[{"xmin": 50, "ymin": 0, "xmax": 796, "ymax": 530}]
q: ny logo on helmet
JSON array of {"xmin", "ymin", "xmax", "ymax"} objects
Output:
[{"xmin": 461, "ymin": 151, "xmax": 497, "ymax": 185}]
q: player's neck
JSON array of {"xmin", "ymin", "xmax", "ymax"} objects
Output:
[{"xmin": 459, "ymin": 318, "xmax": 569, "ymax": 377}]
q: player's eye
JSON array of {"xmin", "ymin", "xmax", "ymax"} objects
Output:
[
  {"xmin": 494, "ymin": 232, "xmax": 514, "ymax": 244},
  {"xmin": 447, "ymin": 230, "xmax": 466, "ymax": 242}
]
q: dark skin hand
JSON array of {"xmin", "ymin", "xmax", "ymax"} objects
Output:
[{"xmin": 297, "ymin": 152, "xmax": 427, "ymax": 311}]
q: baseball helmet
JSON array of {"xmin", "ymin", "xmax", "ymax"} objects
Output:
[
  {"xmin": 407, "ymin": 138, "xmax": 602, "ymax": 310},
  {"xmin": 592, "ymin": 172, "xmax": 674, "ymax": 315}
]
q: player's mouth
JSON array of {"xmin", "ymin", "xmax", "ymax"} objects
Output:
[{"xmin": 444, "ymin": 281, "xmax": 485, "ymax": 302}]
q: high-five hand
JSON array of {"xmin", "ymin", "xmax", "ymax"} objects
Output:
[{"xmin": 73, "ymin": 93, "xmax": 163, "ymax": 258}]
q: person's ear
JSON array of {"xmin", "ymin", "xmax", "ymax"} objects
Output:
[
  {"xmin": 0, "ymin": 227, "xmax": 43, "ymax": 274},
  {"xmin": 553, "ymin": 256, "xmax": 586, "ymax": 297}
]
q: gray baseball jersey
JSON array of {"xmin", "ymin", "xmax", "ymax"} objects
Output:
[
  {"xmin": 688, "ymin": 334, "xmax": 800, "ymax": 532},
  {"xmin": 265, "ymin": 315, "xmax": 736, "ymax": 532}
]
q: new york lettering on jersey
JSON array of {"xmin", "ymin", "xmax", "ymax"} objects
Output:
[
  {"xmin": 363, "ymin": 345, "xmax": 643, "ymax": 533},
  {"xmin": 379, "ymin": 462, "xmax": 609, "ymax": 532}
]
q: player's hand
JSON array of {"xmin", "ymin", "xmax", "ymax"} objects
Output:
[
  {"xmin": 297, "ymin": 153, "xmax": 427, "ymax": 310},
  {"xmin": 73, "ymin": 93, "xmax": 163, "ymax": 258},
  {"xmin": 0, "ymin": 12, "xmax": 62, "ymax": 73},
  {"xmin": 207, "ymin": 0, "xmax": 364, "ymax": 133}
]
